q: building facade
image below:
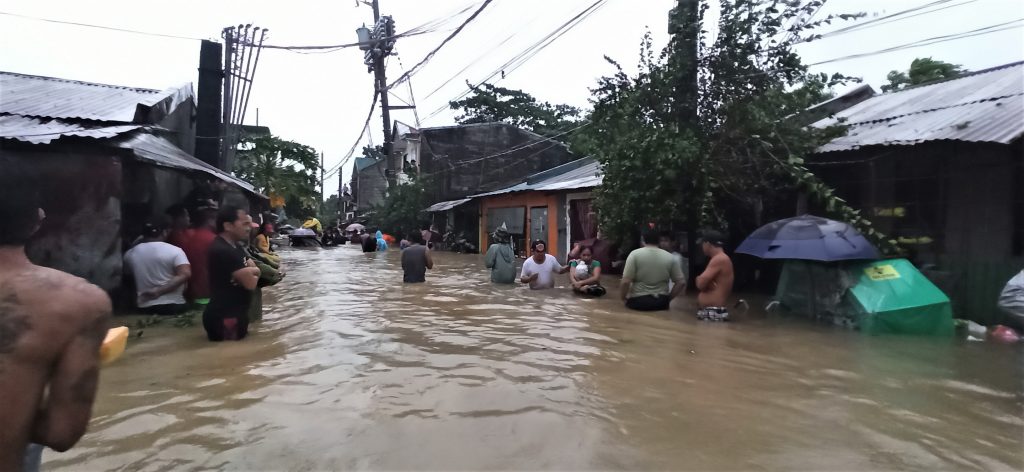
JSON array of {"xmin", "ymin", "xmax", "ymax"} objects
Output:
[
  {"xmin": 0, "ymin": 71, "xmax": 261, "ymax": 295},
  {"xmin": 809, "ymin": 61, "xmax": 1024, "ymax": 324}
]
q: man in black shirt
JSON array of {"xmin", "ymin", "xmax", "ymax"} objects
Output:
[{"xmin": 204, "ymin": 206, "xmax": 260, "ymax": 341}]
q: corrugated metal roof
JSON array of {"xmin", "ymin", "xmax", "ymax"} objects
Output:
[
  {"xmin": 813, "ymin": 62, "xmax": 1024, "ymax": 152},
  {"xmin": 116, "ymin": 132, "xmax": 261, "ymax": 195},
  {"xmin": 0, "ymin": 115, "xmax": 141, "ymax": 144},
  {"xmin": 0, "ymin": 71, "xmax": 190, "ymax": 123},
  {"xmin": 471, "ymin": 157, "xmax": 602, "ymax": 198},
  {"xmin": 424, "ymin": 198, "xmax": 472, "ymax": 212}
]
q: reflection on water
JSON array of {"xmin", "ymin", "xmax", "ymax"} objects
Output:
[{"xmin": 48, "ymin": 247, "xmax": 1024, "ymax": 470}]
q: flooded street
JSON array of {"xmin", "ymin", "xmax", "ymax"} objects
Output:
[{"xmin": 49, "ymin": 246, "xmax": 1023, "ymax": 471}]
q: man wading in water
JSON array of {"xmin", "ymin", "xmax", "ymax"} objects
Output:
[
  {"xmin": 695, "ymin": 230, "xmax": 734, "ymax": 321},
  {"xmin": 0, "ymin": 162, "xmax": 111, "ymax": 471},
  {"xmin": 203, "ymin": 206, "xmax": 260, "ymax": 341},
  {"xmin": 400, "ymin": 232, "xmax": 433, "ymax": 283},
  {"xmin": 520, "ymin": 240, "xmax": 568, "ymax": 289},
  {"xmin": 621, "ymin": 229, "xmax": 686, "ymax": 311}
]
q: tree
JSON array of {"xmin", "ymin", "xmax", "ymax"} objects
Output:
[
  {"xmin": 319, "ymin": 194, "xmax": 340, "ymax": 223},
  {"xmin": 882, "ymin": 57, "xmax": 964, "ymax": 92},
  {"xmin": 372, "ymin": 177, "xmax": 430, "ymax": 237},
  {"xmin": 577, "ymin": 1, "xmax": 896, "ymax": 253},
  {"xmin": 449, "ymin": 83, "xmax": 582, "ymax": 139},
  {"xmin": 361, "ymin": 144, "xmax": 386, "ymax": 160},
  {"xmin": 235, "ymin": 134, "xmax": 321, "ymax": 217}
]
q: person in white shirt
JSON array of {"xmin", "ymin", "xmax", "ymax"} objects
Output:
[
  {"xmin": 124, "ymin": 222, "xmax": 192, "ymax": 315},
  {"xmin": 519, "ymin": 240, "xmax": 568, "ymax": 289}
]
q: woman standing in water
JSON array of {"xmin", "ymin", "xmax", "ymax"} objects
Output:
[{"xmin": 569, "ymin": 246, "xmax": 606, "ymax": 296}]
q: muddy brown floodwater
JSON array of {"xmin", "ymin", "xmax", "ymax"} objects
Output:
[{"xmin": 46, "ymin": 246, "xmax": 1023, "ymax": 470}]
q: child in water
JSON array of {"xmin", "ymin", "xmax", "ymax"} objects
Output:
[{"xmin": 569, "ymin": 246, "xmax": 606, "ymax": 296}]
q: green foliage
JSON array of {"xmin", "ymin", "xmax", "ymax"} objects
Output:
[
  {"xmin": 372, "ymin": 177, "xmax": 429, "ymax": 237},
  {"xmin": 319, "ymin": 194, "xmax": 341, "ymax": 224},
  {"xmin": 235, "ymin": 134, "xmax": 320, "ymax": 217},
  {"xmin": 132, "ymin": 311, "xmax": 198, "ymax": 338},
  {"xmin": 883, "ymin": 57, "xmax": 964, "ymax": 92},
  {"xmin": 579, "ymin": 0, "xmax": 896, "ymax": 254},
  {"xmin": 361, "ymin": 144, "xmax": 386, "ymax": 160},
  {"xmin": 449, "ymin": 83, "xmax": 582, "ymax": 139}
]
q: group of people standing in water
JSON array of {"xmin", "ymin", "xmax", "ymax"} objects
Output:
[{"xmin": 408, "ymin": 223, "xmax": 734, "ymax": 321}]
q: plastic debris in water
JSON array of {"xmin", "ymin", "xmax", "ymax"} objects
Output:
[{"xmin": 989, "ymin": 325, "xmax": 1020, "ymax": 343}]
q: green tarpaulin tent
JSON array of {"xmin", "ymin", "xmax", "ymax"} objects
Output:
[
  {"xmin": 775, "ymin": 259, "xmax": 954, "ymax": 335},
  {"xmin": 845, "ymin": 259, "xmax": 954, "ymax": 336}
]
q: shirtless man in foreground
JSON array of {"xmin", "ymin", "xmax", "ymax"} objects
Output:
[
  {"xmin": 695, "ymin": 230, "xmax": 734, "ymax": 321},
  {"xmin": 0, "ymin": 164, "xmax": 111, "ymax": 471}
]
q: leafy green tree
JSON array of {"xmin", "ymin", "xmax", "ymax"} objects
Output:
[
  {"xmin": 372, "ymin": 177, "xmax": 429, "ymax": 237},
  {"xmin": 319, "ymin": 194, "xmax": 341, "ymax": 223},
  {"xmin": 577, "ymin": 0, "xmax": 896, "ymax": 253},
  {"xmin": 882, "ymin": 57, "xmax": 964, "ymax": 92},
  {"xmin": 235, "ymin": 134, "xmax": 321, "ymax": 217},
  {"xmin": 449, "ymin": 83, "xmax": 582, "ymax": 139},
  {"xmin": 361, "ymin": 144, "xmax": 386, "ymax": 160}
]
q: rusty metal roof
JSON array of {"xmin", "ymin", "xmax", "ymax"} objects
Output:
[
  {"xmin": 0, "ymin": 71, "xmax": 191, "ymax": 123},
  {"xmin": 0, "ymin": 115, "xmax": 141, "ymax": 144},
  {"xmin": 813, "ymin": 62, "xmax": 1024, "ymax": 152}
]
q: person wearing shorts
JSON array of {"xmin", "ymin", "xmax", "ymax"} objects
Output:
[{"xmin": 695, "ymin": 230, "xmax": 734, "ymax": 321}]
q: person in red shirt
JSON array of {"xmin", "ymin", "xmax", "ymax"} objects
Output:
[
  {"xmin": 180, "ymin": 207, "xmax": 218, "ymax": 304},
  {"xmin": 164, "ymin": 204, "xmax": 193, "ymax": 249}
]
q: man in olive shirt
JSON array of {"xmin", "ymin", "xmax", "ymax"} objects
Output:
[{"xmin": 621, "ymin": 229, "xmax": 686, "ymax": 311}]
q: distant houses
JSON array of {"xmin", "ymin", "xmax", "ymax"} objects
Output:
[
  {"xmin": 809, "ymin": 61, "xmax": 1024, "ymax": 323},
  {"xmin": 0, "ymin": 71, "xmax": 262, "ymax": 291},
  {"xmin": 349, "ymin": 121, "xmax": 579, "ymax": 235},
  {"xmin": 467, "ymin": 157, "xmax": 602, "ymax": 259}
]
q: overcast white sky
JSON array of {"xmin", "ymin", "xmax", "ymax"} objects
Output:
[{"xmin": 2, "ymin": 0, "xmax": 1022, "ymax": 196}]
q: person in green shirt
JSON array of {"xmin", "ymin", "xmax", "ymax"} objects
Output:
[
  {"xmin": 484, "ymin": 224, "xmax": 517, "ymax": 284},
  {"xmin": 621, "ymin": 229, "xmax": 686, "ymax": 311},
  {"xmin": 569, "ymin": 246, "xmax": 606, "ymax": 296}
]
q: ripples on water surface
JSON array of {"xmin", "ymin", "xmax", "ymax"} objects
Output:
[{"xmin": 48, "ymin": 247, "xmax": 1023, "ymax": 470}]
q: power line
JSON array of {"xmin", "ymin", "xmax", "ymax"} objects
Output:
[
  {"xmin": 324, "ymin": 91, "xmax": 379, "ymax": 179},
  {"xmin": 807, "ymin": 0, "xmax": 976, "ymax": 42},
  {"xmin": 387, "ymin": 0, "xmax": 494, "ymax": 90},
  {"xmin": 424, "ymin": 0, "xmax": 608, "ymax": 122},
  {"xmin": 0, "ymin": 3, "xmax": 470, "ymax": 50},
  {"xmin": 501, "ymin": 1, "xmax": 608, "ymax": 78},
  {"xmin": 723, "ymin": 18, "xmax": 1024, "ymax": 81},
  {"xmin": 0, "ymin": 10, "xmax": 210, "ymax": 41},
  {"xmin": 416, "ymin": 121, "xmax": 590, "ymax": 179},
  {"xmin": 422, "ymin": 21, "xmax": 539, "ymax": 100},
  {"xmin": 261, "ymin": 1, "xmax": 481, "ymax": 51},
  {"xmin": 809, "ymin": 18, "xmax": 1024, "ymax": 66}
]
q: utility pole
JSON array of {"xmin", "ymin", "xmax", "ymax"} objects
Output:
[
  {"xmin": 195, "ymin": 40, "xmax": 223, "ymax": 168},
  {"xmin": 220, "ymin": 27, "xmax": 235, "ymax": 171},
  {"xmin": 357, "ymin": 0, "xmax": 397, "ymax": 186},
  {"xmin": 342, "ymin": 165, "xmax": 350, "ymax": 217},
  {"xmin": 668, "ymin": 0, "xmax": 699, "ymax": 129},
  {"xmin": 320, "ymin": 150, "xmax": 325, "ymax": 200}
]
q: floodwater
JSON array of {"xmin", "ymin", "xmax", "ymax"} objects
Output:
[{"xmin": 48, "ymin": 246, "xmax": 1023, "ymax": 470}]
